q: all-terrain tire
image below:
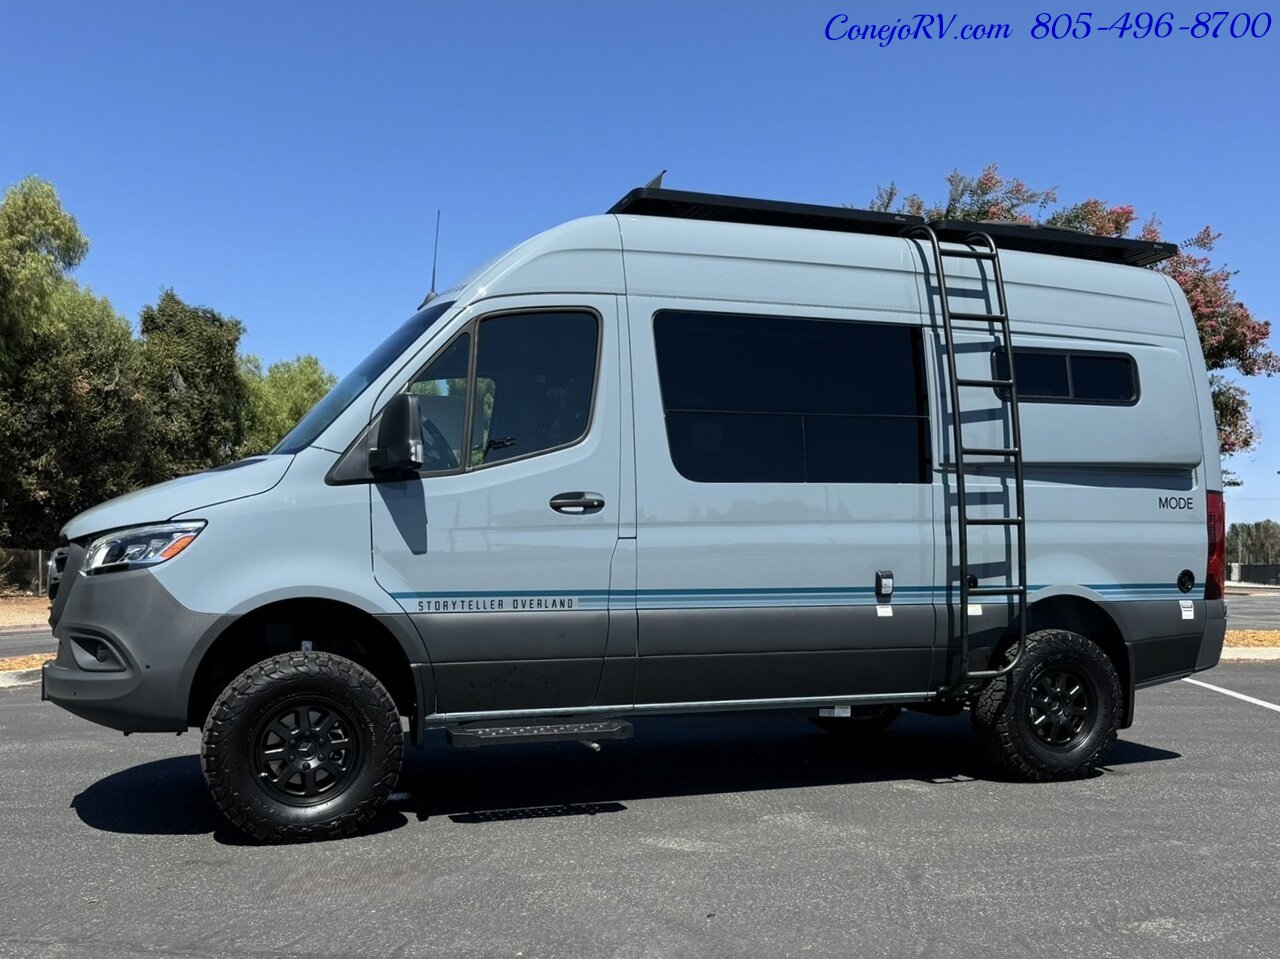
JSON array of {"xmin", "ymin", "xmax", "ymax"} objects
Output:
[
  {"xmin": 201, "ymin": 652, "xmax": 403, "ymax": 843},
  {"xmin": 809, "ymin": 704, "xmax": 902, "ymax": 737},
  {"xmin": 971, "ymin": 629, "xmax": 1121, "ymax": 781}
]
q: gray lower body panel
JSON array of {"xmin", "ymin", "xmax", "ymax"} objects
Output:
[
  {"xmin": 635, "ymin": 604, "xmax": 936, "ymax": 703},
  {"xmin": 43, "ymin": 568, "xmax": 220, "ymax": 733},
  {"xmin": 636, "ymin": 648, "xmax": 935, "ymax": 703},
  {"xmin": 410, "ymin": 610, "xmax": 613, "ymax": 714}
]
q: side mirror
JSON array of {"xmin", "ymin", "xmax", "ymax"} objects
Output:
[{"xmin": 369, "ymin": 393, "xmax": 424, "ymax": 474}]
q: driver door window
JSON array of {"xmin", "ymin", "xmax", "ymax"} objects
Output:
[
  {"xmin": 470, "ymin": 311, "xmax": 599, "ymax": 467},
  {"xmin": 404, "ymin": 310, "xmax": 599, "ymax": 473}
]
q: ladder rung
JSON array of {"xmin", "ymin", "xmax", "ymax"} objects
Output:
[
  {"xmin": 948, "ymin": 311, "xmax": 1009, "ymax": 322},
  {"xmin": 967, "ymin": 586, "xmax": 1027, "ymax": 597},
  {"xmin": 965, "ymin": 516, "xmax": 1024, "ymax": 526},
  {"xmin": 956, "ymin": 377, "xmax": 1014, "ymax": 388},
  {"xmin": 961, "ymin": 446, "xmax": 1020, "ymax": 457},
  {"xmin": 941, "ymin": 248, "xmax": 997, "ymax": 261}
]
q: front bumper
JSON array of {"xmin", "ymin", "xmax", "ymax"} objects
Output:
[{"xmin": 42, "ymin": 564, "xmax": 220, "ymax": 733}]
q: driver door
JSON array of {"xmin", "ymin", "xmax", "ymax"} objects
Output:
[{"xmin": 371, "ymin": 296, "xmax": 622, "ymax": 714}]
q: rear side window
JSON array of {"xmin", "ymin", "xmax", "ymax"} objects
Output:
[
  {"xmin": 993, "ymin": 348, "xmax": 1138, "ymax": 404},
  {"xmin": 654, "ymin": 311, "xmax": 930, "ymax": 483}
]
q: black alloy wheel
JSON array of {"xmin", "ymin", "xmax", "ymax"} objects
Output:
[
  {"xmin": 1027, "ymin": 666, "xmax": 1095, "ymax": 749},
  {"xmin": 251, "ymin": 696, "xmax": 362, "ymax": 805}
]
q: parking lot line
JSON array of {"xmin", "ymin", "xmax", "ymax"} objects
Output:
[{"xmin": 1182, "ymin": 677, "xmax": 1280, "ymax": 714}]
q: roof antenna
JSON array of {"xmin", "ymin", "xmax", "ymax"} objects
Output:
[
  {"xmin": 644, "ymin": 169, "xmax": 666, "ymax": 189},
  {"xmin": 418, "ymin": 209, "xmax": 442, "ymax": 309}
]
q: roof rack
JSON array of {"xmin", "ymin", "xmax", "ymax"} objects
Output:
[
  {"xmin": 608, "ymin": 187, "xmax": 1177, "ymax": 267},
  {"xmin": 608, "ymin": 187, "xmax": 922, "ymax": 238},
  {"xmin": 930, "ymin": 219, "xmax": 1176, "ymax": 267}
]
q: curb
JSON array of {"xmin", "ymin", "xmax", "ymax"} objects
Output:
[
  {"xmin": 0, "ymin": 668, "xmax": 41, "ymax": 688},
  {"xmin": 0, "ymin": 624, "xmax": 49, "ymax": 634},
  {"xmin": 1221, "ymin": 647, "xmax": 1280, "ymax": 662}
]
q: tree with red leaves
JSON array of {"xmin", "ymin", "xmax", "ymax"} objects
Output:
[{"xmin": 870, "ymin": 164, "xmax": 1279, "ymax": 460}]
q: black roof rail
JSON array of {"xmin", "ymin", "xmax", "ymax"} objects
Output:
[
  {"xmin": 609, "ymin": 187, "xmax": 1177, "ymax": 267},
  {"xmin": 930, "ymin": 219, "xmax": 1177, "ymax": 267},
  {"xmin": 608, "ymin": 187, "xmax": 922, "ymax": 238}
]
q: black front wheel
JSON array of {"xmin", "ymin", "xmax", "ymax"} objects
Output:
[
  {"xmin": 971, "ymin": 629, "xmax": 1121, "ymax": 781},
  {"xmin": 201, "ymin": 652, "xmax": 403, "ymax": 842}
]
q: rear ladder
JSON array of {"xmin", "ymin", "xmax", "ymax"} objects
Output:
[{"xmin": 906, "ymin": 225, "xmax": 1028, "ymax": 687}]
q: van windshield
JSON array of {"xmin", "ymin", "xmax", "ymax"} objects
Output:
[{"xmin": 273, "ymin": 300, "xmax": 456, "ymax": 454}]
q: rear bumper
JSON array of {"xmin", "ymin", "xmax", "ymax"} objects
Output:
[
  {"xmin": 1125, "ymin": 598, "xmax": 1226, "ymax": 690},
  {"xmin": 42, "ymin": 566, "xmax": 219, "ymax": 733}
]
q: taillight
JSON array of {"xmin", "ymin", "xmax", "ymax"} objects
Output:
[{"xmin": 1206, "ymin": 490, "xmax": 1225, "ymax": 600}]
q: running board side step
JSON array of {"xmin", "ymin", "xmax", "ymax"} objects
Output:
[{"xmin": 446, "ymin": 719, "xmax": 634, "ymax": 748}]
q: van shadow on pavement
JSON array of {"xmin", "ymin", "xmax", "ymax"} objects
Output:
[{"xmin": 70, "ymin": 713, "xmax": 1180, "ymax": 842}]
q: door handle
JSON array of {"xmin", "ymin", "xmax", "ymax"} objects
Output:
[{"xmin": 550, "ymin": 492, "xmax": 606, "ymax": 514}]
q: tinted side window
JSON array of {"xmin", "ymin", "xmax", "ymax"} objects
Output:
[
  {"xmin": 1071, "ymin": 354, "xmax": 1137, "ymax": 402},
  {"xmin": 994, "ymin": 348, "xmax": 1137, "ymax": 404},
  {"xmin": 654, "ymin": 311, "xmax": 929, "ymax": 483},
  {"xmin": 471, "ymin": 311, "xmax": 599, "ymax": 466}
]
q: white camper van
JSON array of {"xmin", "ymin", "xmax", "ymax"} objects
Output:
[{"xmin": 44, "ymin": 188, "xmax": 1226, "ymax": 841}]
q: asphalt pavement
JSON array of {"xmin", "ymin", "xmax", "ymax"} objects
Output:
[
  {"xmin": 1226, "ymin": 592, "xmax": 1280, "ymax": 630},
  {"xmin": 1, "ymin": 663, "xmax": 1277, "ymax": 959},
  {"xmin": 0, "ymin": 628, "xmax": 54, "ymax": 658}
]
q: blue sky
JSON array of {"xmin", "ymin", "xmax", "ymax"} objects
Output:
[{"xmin": 3, "ymin": 1, "xmax": 1277, "ymax": 519}]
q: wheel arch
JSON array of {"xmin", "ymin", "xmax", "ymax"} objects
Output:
[
  {"xmin": 185, "ymin": 597, "xmax": 423, "ymax": 729},
  {"xmin": 1024, "ymin": 593, "xmax": 1134, "ymax": 728}
]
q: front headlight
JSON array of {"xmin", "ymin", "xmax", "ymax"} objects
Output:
[{"xmin": 81, "ymin": 521, "xmax": 206, "ymax": 575}]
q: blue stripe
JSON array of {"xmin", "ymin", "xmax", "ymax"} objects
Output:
[
  {"xmin": 393, "ymin": 583, "xmax": 1200, "ymax": 606},
  {"xmin": 391, "ymin": 589, "xmax": 613, "ymax": 599}
]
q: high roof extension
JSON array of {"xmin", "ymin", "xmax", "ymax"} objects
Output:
[{"xmin": 609, "ymin": 187, "xmax": 1177, "ymax": 268}]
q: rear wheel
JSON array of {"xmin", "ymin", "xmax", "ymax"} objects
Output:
[
  {"xmin": 971, "ymin": 629, "xmax": 1120, "ymax": 781},
  {"xmin": 201, "ymin": 652, "xmax": 403, "ymax": 843},
  {"xmin": 809, "ymin": 704, "xmax": 902, "ymax": 738}
]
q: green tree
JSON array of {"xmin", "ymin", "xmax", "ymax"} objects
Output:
[
  {"xmin": 870, "ymin": 164, "xmax": 1279, "ymax": 458},
  {"xmin": 0, "ymin": 178, "xmax": 88, "ymax": 365},
  {"xmin": 138, "ymin": 289, "xmax": 249, "ymax": 480},
  {"xmin": 1227, "ymin": 520, "xmax": 1280, "ymax": 565},
  {"xmin": 0, "ymin": 282, "xmax": 153, "ymax": 546},
  {"xmin": 239, "ymin": 354, "xmax": 337, "ymax": 455}
]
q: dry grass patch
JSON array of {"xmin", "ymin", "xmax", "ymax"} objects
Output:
[
  {"xmin": 1225, "ymin": 629, "xmax": 1280, "ymax": 648},
  {"xmin": 0, "ymin": 653, "xmax": 54, "ymax": 672}
]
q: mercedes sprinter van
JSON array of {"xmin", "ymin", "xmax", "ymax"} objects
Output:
[{"xmin": 43, "ymin": 188, "xmax": 1226, "ymax": 841}]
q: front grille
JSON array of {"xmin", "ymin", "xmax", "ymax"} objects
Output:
[
  {"xmin": 48, "ymin": 543, "xmax": 82, "ymax": 629},
  {"xmin": 47, "ymin": 547, "xmax": 69, "ymax": 600}
]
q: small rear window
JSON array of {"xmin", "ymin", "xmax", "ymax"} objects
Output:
[{"xmin": 993, "ymin": 348, "xmax": 1138, "ymax": 405}]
